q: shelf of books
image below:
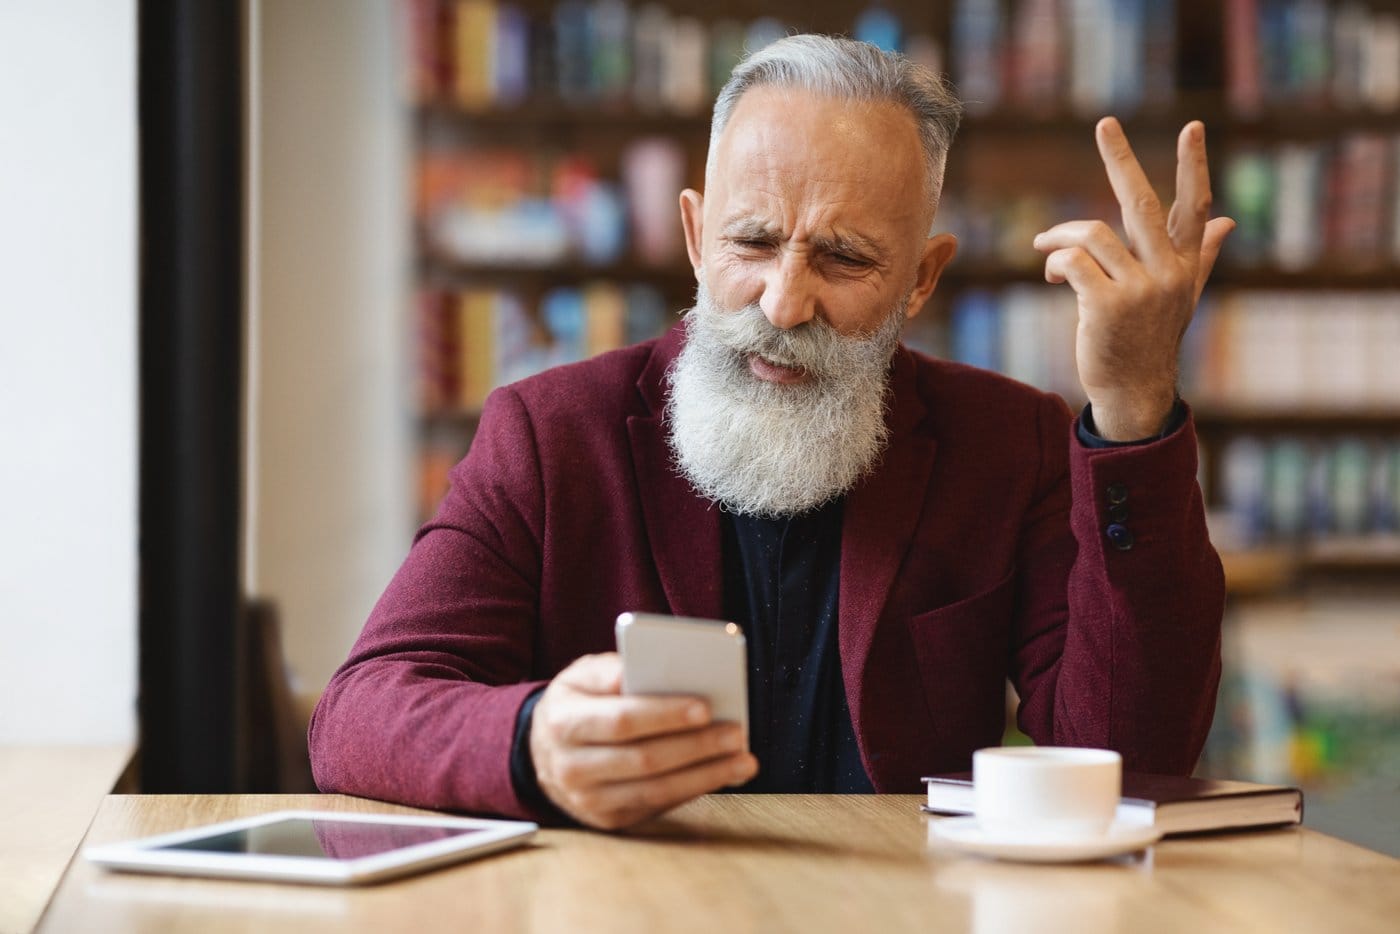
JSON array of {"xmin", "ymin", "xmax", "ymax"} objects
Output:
[
  {"xmin": 401, "ymin": 0, "xmax": 1399, "ymax": 851},
  {"xmin": 406, "ymin": 0, "xmax": 1400, "ymax": 514}
]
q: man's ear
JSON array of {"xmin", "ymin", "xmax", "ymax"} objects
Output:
[
  {"xmin": 904, "ymin": 233, "xmax": 958, "ymax": 320},
  {"xmin": 679, "ymin": 188, "xmax": 704, "ymax": 277}
]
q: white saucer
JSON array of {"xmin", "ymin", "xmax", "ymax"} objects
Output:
[{"xmin": 928, "ymin": 817, "xmax": 1162, "ymax": 863}]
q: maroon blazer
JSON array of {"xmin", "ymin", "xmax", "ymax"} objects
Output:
[{"xmin": 309, "ymin": 324, "xmax": 1224, "ymax": 821}]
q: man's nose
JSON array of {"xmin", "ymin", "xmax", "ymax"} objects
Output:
[{"xmin": 759, "ymin": 252, "xmax": 817, "ymax": 330}]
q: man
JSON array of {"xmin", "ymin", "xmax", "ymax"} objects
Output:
[{"xmin": 310, "ymin": 35, "xmax": 1230, "ymax": 830}]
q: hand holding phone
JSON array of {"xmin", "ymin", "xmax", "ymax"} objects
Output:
[
  {"xmin": 614, "ymin": 612, "xmax": 749, "ymax": 744},
  {"xmin": 527, "ymin": 644, "xmax": 757, "ymax": 831}
]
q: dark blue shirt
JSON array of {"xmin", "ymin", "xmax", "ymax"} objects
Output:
[{"xmin": 722, "ymin": 498, "xmax": 873, "ymax": 793}]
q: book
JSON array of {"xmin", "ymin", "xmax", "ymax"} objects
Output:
[{"xmin": 921, "ymin": 771, "xmax": 1303, "ymax": 837}]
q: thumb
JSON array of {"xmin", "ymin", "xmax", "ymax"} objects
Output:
[
  {"xmin": 1194, "ymin": 216, "xmax": 1235, "ymax": 303},
  {"xmin": 556, "ymin": 652, "xmax": 624, "ymax": 695}
]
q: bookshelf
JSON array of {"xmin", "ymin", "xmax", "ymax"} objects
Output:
[{"xmin": 403, "ymin": 0, "xmax": 1400, "ymax": 558}]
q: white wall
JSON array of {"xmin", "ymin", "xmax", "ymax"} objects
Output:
[
  {"xmin": 248, "ymin": 0, "xmax": 414, "ymax": 694},
  {"xmin": 0, "ymin": 2, "xmax": 137, "ymax": 743}
]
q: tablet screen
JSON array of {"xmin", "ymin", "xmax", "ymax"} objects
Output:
[{"xmin": 156, "ymin": 818, "xmax": 486, "ymax": 860}]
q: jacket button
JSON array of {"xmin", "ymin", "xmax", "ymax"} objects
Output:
[
  {"xmin": 1108, "ymin": 503, "xmax": 1129, "ymax": 522},
  {"xmin": 1106, "ymin": 523, "xmax": 1134, "ymax": 551},
  {"xmin": 1106, "ymin": 484, "xmax": 1128, "ymax": 505}
]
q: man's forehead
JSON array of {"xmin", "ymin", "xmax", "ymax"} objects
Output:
[
  {"xmin": 706, "ymin": 86, "xmax": 926, "ymax": 232},
  {"xmin": 714, "ymin": 85, "xmax": 921, "ymax": 161}
]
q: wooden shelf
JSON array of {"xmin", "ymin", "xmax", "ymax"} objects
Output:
[
  {"xmin": 1219, "ymin": 547, "xmax": 1300, "ymax": 596},
  {"xmin": 1212, "ymin": 108, "xmax": 1400, "ymax": 139},
  {"xmin": 1193, "ymin": 408, "xmax": 1400, "ymax": 432},
  {"xmin": 417, "ymin": 100, "xmax": 711, "ymax": 134},
  {"xmin": 957, "ymin": 107, "xmax": 1208, "ymax": 136},
  {"xmin": 1217, "ymin": 538, "xmax": 1400, "ymax": 595},
  {"xmin": 1304, "ymin": 535, "xmax": 1400, "ymax": 568},
  {"xmin": 416, "ymin": 98, "xmax": 1400, "ymax": 140},
  {"xmin": 420, "ymin": 256, "xmax": 694, "ymax": 289},
  {"xmin": 1209, "ymin": 267, "xmax": 1400, "ymax": 290},
  {"xmin": 419, "ymin": 255, "xmax": 1400, "ymax": 293}
]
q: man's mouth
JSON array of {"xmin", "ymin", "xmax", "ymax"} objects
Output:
[{"xmin": 746, "ymin": 352, "xmax": 810, "ymax": 385}]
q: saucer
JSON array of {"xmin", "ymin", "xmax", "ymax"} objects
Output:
[{"xmin": 927, "ymin": 817, "xmax": 1162, "ymax": 863}]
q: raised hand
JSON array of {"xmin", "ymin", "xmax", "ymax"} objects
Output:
[
  {"xmin": 529, "ymin": 653, "xmax": 758, "ymax": 830},
  {"xmin": 1032, "ymin": 118, "xmax": 1235, "ymax": 441}
]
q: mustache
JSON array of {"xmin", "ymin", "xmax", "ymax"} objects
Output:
[{"xmin": 689, "ymin": 300, "xmax": 884, "ymax": 380}]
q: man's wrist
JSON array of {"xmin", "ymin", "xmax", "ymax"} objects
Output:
[
  {"xmin": 1084, "ymin": 387, "xmax": 1177, "ymax": 442},
  {"xmin": 1080, "ymin": 397, "xmax": 1186, "ymax": 448}
]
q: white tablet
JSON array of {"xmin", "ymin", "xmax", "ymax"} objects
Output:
[{"xmin": 84, "ymin": 810, "xmax": 538, "ymax": 886}]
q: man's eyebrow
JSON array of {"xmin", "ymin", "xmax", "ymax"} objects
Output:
[
  {"xmin": 719, "ymin": 219, "xmax": 888, "ymax": 260},
  {"xmin": 811, "ymin": 231, "xmax": 888, "ymax": 261},
  {"xmin": 718, "ymin": 218, "xmax": 779, "ymax": 240}
]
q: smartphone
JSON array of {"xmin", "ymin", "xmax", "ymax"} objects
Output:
[{"xmin": 615, "ymin": 612, "xmax": 748, "ymax": 743}]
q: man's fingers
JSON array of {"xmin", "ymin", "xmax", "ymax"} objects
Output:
[
  {"xmin": 551, "ymin": 692, "xmax": 711, "ymax": 745},
  {"xmin": 575, "ymin": 752, "xmax": 759, "ymax": 830},
  {"xmin": 1033, "ymin": 220, "xmax": 1138, "ymax": 281},
  {"xmin": 555, "ymin": 652, "xmax": 625, "ymax": 695},
  {"xmin": 1194, "ymin": 216, "xmax": 1236, "ymax": 303},
  {"xmin": 1167, "ymin": 120, "xmax": 1212, "ymax": 255},
  {"xmin": 553, "ymin": 722, "xmax": 746, "ymax": 786},
  {"xmin": 1095, "ymin": 116, "xmax": 1172, "ymax": 263},
  {"xmin": 1044, "ymin": 246, "xmax": 1112, "ymax": 294}
]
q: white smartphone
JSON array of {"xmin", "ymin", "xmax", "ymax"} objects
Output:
[
  {"xmin": 615, "ymin": 612, "xmax": 749, "ymax": 743},
  {"xmin": 84, "ymin": 810, "xmax": 537, "ymax": 886}
]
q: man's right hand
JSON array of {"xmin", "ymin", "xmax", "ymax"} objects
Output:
[{"xmin": 528, "ymin": 653, "xmax": 759, "ymax": 830}]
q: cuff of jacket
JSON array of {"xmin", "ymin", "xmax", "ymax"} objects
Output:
[
  {"xmin": 1076, "ymin": 398, "xmax": 1187, "ymax": 449},
  {"xmin": 1069, "ymin": 399, "xmax": 1204, "ymax": 557},
  {"xmin": 508, "ymin": 685, "xmax": 575, "ymax": 826}
]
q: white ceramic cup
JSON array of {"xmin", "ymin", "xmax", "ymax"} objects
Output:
[{"xmin": 972, "ymin": 746, "xmax": 1122, "ymax": 841}]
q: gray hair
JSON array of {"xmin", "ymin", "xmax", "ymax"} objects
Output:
[{"xmin": 708, "ymin": 34, "xmax": 964, "ymax": 214}]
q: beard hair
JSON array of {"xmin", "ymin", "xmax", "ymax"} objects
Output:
[{"xmin": 664, "ymin": 281, "xmax": 907, "ymax": 518}]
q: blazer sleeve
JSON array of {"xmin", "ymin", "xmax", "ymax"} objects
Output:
[
  {"xmin": 308, "ymin": 386, "xmax": 558, "ymax": 821},
  {"xmin": 1009, "ymin": 394, "xmax": 1225, "ymax": 775}
]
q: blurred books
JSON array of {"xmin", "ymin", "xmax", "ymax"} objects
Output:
[
  {"xmin": 1226, "ymin": 0, "xmax": 1400, "ymax": 115},
  {"xmin": 1184, "ymin": 292, "xmax": 1400, "ymax": 409},
  {"xmin": 954, "ymin": 0, "xmax": 1177, "ymax": 116},
  {"xmin": 1223, "ymin": 135, "xmax": 1400, "ymax": 272},
  {"xmin": 416, "ymin": 282, "xmax": 673, "ymax": 415},
  {"xmin": 405, "ymin": 0, "xmax": 946, "ymax": 113},
  {"xmin": 1211, "ymin": 435, "xmax": 1400, "ymax": 548},
  {"xmin": 416, "ymin": 140, "xmax": 687, "ymax": 268}
]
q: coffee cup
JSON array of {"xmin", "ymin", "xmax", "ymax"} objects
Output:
[{"xmin": 972, "ymin": 746, "xmax": 1121, "ymax": 841}]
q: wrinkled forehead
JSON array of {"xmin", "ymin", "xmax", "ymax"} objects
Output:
[{"xmin": 707, "ymin": 87, "xmax": 929, "ymax": 237}]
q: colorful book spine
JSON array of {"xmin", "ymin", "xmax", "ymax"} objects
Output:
[
  {"xmin": 452, "ymin": 0, "xmax": 497, "ymax": 110},
  {"xmin": 457, "ymin": 288, "xmax": 498, "ymax": 410}
]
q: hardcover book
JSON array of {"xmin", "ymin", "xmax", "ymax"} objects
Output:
[{"xmin": 922, "ymin": 771, "xmax": 1303, "ymax": 837}]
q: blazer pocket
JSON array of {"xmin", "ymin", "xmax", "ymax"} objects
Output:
[{"xmin": 906, "ymin": 569, "xmax": 1017, "ymax": 738}]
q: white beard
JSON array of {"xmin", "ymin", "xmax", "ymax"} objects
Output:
[{"xmin": 664, "ymin": 283, "xmax": 907, "ymax": 518}]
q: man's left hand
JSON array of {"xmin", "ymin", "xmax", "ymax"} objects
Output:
[{"xmin": 1032, "ymin": 117, "xmax": 1235, "ymax": 441}]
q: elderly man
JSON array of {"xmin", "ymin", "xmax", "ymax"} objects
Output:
[{"xmin": 310, "ymin": 35, "xmax": 1230, "ymax": 830}]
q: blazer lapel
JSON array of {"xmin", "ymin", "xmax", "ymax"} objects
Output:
[
  {"xmin": 627, "ymin": 327, "xmax": 724, "ymax": 620},
  {"xmin": 839, "ymin": 346, "xmax": 938, "ymax": 675}
]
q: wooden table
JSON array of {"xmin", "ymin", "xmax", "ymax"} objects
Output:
[
  {"xmin": 0, "ymin": 746, "xmax": 132, "ymax": 934},
  {"xmin": 36, "ymin": 794, "xmax": 1400, "ymax": 934}
]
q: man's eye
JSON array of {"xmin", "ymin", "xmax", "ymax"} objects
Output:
[
  {"xmin": 734, "ymin": 239, "xmax": 772, "ymax": 250},
  {"xmin": 830, "ymin": 253, "xmax": 869, "ymax": 268}
]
